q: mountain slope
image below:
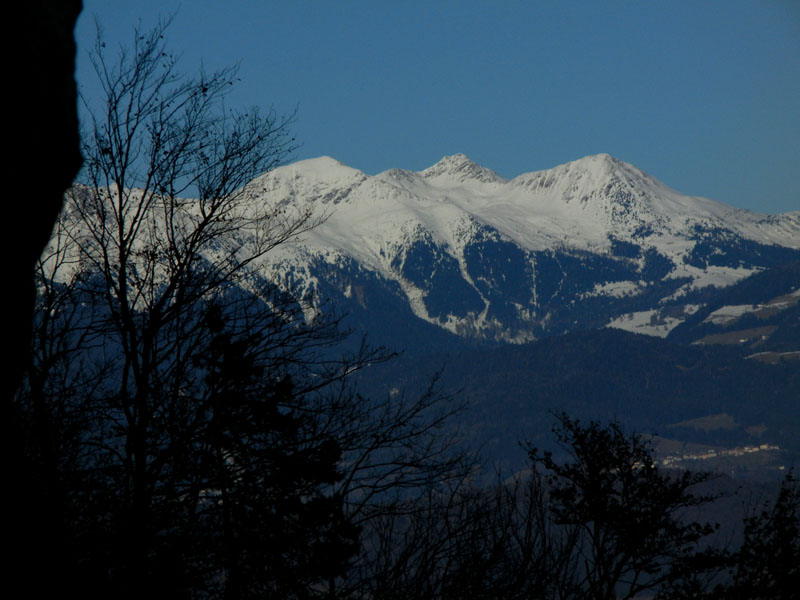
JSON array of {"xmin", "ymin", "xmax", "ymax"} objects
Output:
[{"xmin": 666, "ymin": 260, "xmax": 800, "ymax": 354}]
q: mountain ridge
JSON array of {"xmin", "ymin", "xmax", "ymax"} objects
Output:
[
  {"xmin": 244, "ymin": 153, "xmax": 799, "ymax": 344},
  {"xmin": 56, "ymin": 153, "xmax": 800, "ymax": 347}
]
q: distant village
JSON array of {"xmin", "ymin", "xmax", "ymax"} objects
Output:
[{"xmin": 659, "ymin": 442, "xmax": 781, "ymax": 469}]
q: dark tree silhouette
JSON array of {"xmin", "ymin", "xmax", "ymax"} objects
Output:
[
  {"xmin": 528, "ymin": 412, "xmax": 721, "ymax": 600},
  {"xmin": 723, "ymin": 471, "xmax": 800, "ymax": 599}
]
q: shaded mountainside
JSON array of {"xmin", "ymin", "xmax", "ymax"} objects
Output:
[
  {"xmin": 668, "ymin": 260, "xmax": 800, "ymax": 354},
  {"xmin": 356, "ymin": 327, "xmax": 800, "ymax": 474}
]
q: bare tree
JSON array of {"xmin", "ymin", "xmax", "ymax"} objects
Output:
[
  {"xmin": 335, "ymin": 463, "xmax": 589, "ymax": 600},
  {"xmin": 28, "ymin": 16, "xmax": 352, "ymax": 596},
  {"xmin": 20, "ymin": 17, "xmax": 473, "ymax": 599}
]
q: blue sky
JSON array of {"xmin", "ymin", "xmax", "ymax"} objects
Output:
[{"xmin": 75, "ymin": 1, "xmax": 799, "ymax": 214}]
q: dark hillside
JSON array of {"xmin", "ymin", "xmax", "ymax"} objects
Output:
[{"xmin": 357, "ymin": 328, "xmax": 800, "ymax": 472}]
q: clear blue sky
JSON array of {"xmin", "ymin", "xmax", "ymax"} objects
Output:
[{"xmin": 75, "ymin": 1, "xmax": 799, "ymax": 214}]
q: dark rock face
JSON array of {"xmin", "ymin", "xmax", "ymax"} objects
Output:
[
  {"xmin": 9, "ymin": 0, "xmax": 83, "ymax": 399},
  {"xmin": 6, "ymin": 1, "xmax": 82, "ymax": 594}
]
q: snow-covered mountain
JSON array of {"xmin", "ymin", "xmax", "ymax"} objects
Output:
[{"xmin": 244, "ymin": 153, "xmax": 799, "ymax": 345}]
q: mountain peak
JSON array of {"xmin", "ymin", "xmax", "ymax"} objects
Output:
[
  {"xmin": 560, "ymin": 153, "xmax": 629, "ymax": 177},
  {"xmin": 258, "ymin": 155, "xmax": 367, "ymax": 186},
  {"xmin": 420, "ymin": 153, "xmax": 506, "ymax": 184},
  {"xmin": 287, "ymin": 155, "xmax": 364, "ymax": 177},
  {"xmin": 248, "ymin": 155, "xmax": 367, "ymax": 205},
  {"xmin": 582, "ymin": 152, "xmax": 619, "ymax": 168},
  {"xmin": 512, "ymin": 153, "xmax": 661, "ymax": 198}
]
